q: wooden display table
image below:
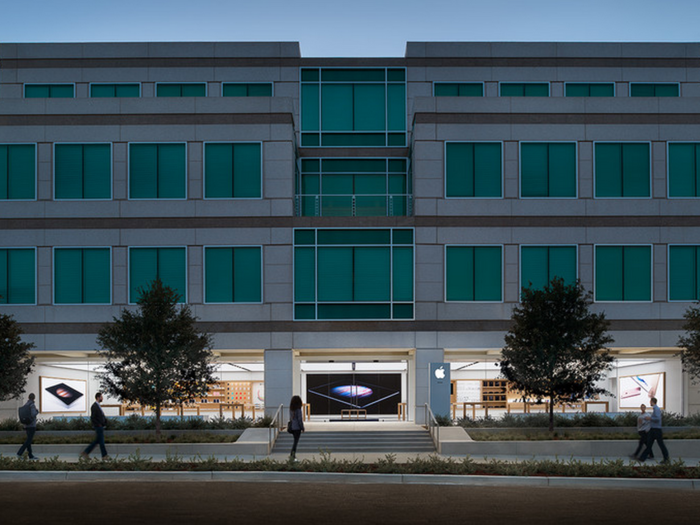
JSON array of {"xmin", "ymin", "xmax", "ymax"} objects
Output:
[
  {"xmin": 452, "ymin": 401, "xmax": 505, "ymax": 419},
  {"xmin": 340, "ymin": 409, "xmax": 367, "ymax": 420},
  {"xmin": 397, "ymin": 402, "xmax": 407, "ymax": 421}
]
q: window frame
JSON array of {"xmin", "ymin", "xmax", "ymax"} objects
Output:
[
  {"xmin": 221, "ymin": 82, "xmax": 274, "ymax": 97},
  {"xmin": 52, "ymin": 246, "xmax": 112, "ymax": 306},
  {"xmin": 202, "ymin": 141, "xmax": 263, "ymax": 200},
  {"xmin": 518, "ymin": 244, "xmax": 579, "ymax": 295},
  {"xmin": 593, "ymin": 244, "xmax": 653, "ymax": 303},
  {"xmin": 667, "ymin": 141, "xmax": 700, "ymax": 199},
  {"xmin": 127, "ymin": 246, "xmax": 188, "ymax": 305},
  {"xmin": 444, "ymin": 244, "xmax": 504, "ymax": 303},
  {"xmin": 203, "ymin": 245, "xmax": 264, "ymax": 304},
  {"xmin": 53, "ymin": 142, "xmax": 113, "ymax": 201},
  {"xmin": 89, "ymin": 82, "xmax": 142, "ymax": 98},
  {"xmin": 0, "ymin": 247, "xmax": 37, "ymax": 305},
  {"xmin": 629, "ymin": 82, "xmax": 680, "ymax": 97},
  {"xmin": 24, "ymin": 83, "xmax": 76, "ymax": 98},
  {"xmin": 667, "ymin": 244, "xmax": 700, "ymax": 302},
  {"xmin": 155, "ymin": 82, "xmax": 208, "ymax": 97},
  {"xmin": 518, "ymin": 141, "xmax": 578, "ymax": 199},
  {"xmin": 563, "ymin": 82, "xmax": 616, "ymax": 97},
  {"xmin": 593, "ymin": 141, "xmax": 652, "ymax": 199},
  {"xmin": 0, "ymin": 143, "xmax": 37, "ymax": 201},
  {"xmin": 127, "ymin": 142, "xmax": 188, "ymax": 201},
  {"xmin": 432, "ymin": 82, "xmax": 485, "ymax": 97},
  {"xmin": 444, "ymin": 141, "xmax": 504, "ymax": 200},
  {"xmin": 498, "ymin": 82, "xmax": 550, "ymax": 97}
]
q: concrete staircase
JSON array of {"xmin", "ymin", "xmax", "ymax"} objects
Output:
[{"xmin": 272, "ymin": 429, "xmax": 436, "ymax": 455}]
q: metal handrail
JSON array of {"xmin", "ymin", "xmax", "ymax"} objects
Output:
[
  {"xmin": 424, "ymin": 404, "xmax": 441, "ymax": 454},
  {"xmin": 268, "ymin": 404, "xmax": 285, "ymax": 454}
]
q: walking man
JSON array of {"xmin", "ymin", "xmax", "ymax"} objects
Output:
[
  {"xmin": 630, "ymin": 403, "xmax": 653, "ymax": 460},
  {"xmin": 638, "ymin": 397, "xmax": 669, "ymax": 463},
  {"xmin": 16, "ymin": 393, "xmax": 39, "ymax": 460},
  {"xmin": 81, "ymin": 392, "xmax": 110, "ymax": 460}
]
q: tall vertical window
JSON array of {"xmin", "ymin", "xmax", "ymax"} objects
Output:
[
  {"xmin": 54, "ymin": 144, "xmax": 111, "ymax": 200},
  {"xmin": 156, "ymin": 83, "xmax": 206, "ymax": 97},
  {"xmin": 499, "ymin": 83, "xmax": 549, "ymax": 97},
  {"xmin": 520, "ymin": 246, "xmax": 577, "ymax": 292},
  {"xmin": 129, "ymin": 247, "xmax": 186, "ymax": 303},
  {"xmin": 520, "ymin": 142, "xmax": 576, "ymax": 198},
  {"xmin": 565, "ymin": 83, "xmax": 615, "ymax": 97},
  {"xmin": 668, "ymin": 246, "xmax": 700, "ymax": 301},
  {"xmin": 434, "ymin": 83, "xmax": 483, "ymax": 97},
  {"xmin": 594, "ymin": 143, "xmax": 650, "ymax": 198},
  {"xmin": 54, "ymin": 248, "xmax": 111, "ymax": 304},
  {"xmin": 0, "ymin": 249, "xmax": 35, "ymax": 304},
  {"xmin": 129, "ymin": 143, "xmax": 186, "ymax": 199},
  {"xmin": 630, "ymin": 83, "xmax": 679, "ymax": 97},
  {"xmin": 668, "ymin": 143, "xmax": 700, "ymax": 197},
  {"xmin": 445, "ymin": 246, "xmax": 502, "ymax": 301},
  {"xmin": 0, "ymin": 144, "xmax": 35, "ymax": 200},
  {"xmin": 222, "ymin": 83, "xmax": 272, "ymax": 97},
  {"xmin": 204, "ymin": 143, "xmax": 261, "ymax": 199},
  {"xmin": 445, "ymin": 142, "xmax": 502, "ymax": 198},
  {"xmin": 90, "ymin": 84, "xmax": 140, "ymax": 98},
  {"xmin": 204, "ymin": 247, "xmax": 262, "ymax": 303},
  {"xmin": 595, "ymin": 245, "xmax": 651, "ymax": 301},
  {"xmin": 294, "ymin": 229, "xmax": 414, "ymax": 320},
  {"xmin": 24, "ymin": 84, "xmax": 74, "ymax": 98},
  {"xmin": 300, "ymin": 68, "xmax": 406, "ymax": 147}
]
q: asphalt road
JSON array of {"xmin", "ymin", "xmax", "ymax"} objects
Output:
[{"xmin": 2, "ymin": 482, "xmax": 699, "ymax": 525}]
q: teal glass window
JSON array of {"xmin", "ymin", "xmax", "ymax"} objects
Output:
[
  {"xmin": 520, "ymin": 143, "xmax": 576, "ymax": 197},
  {"xmin": 0, "ymin": 144, "xmax": 35, "ymax": 200},
  {"xmin": 500, "ymin": 83, "xmax": 549, "ymax": 97},
  {"xmin": 300, "ymin": 68, "xmax": 406, "ymax": 147},
  {"xmin": 669, "ymin": 246, "xmax": 700, "ymax": 301},
  {"xmin": 668, "ymin": 143, "xmax": 700, "ymax": 197},
  {"xmin": 54, "ymin": 144, "xmax": 111, "ymax": 200},
  {"xmin": 54, "ymin": 248, "xmax": 111, "ymax": 304},
  {"xmin": 204, "ymin": 247, "xmax": 262, "ymax": 303},
  {"xmin": 434, "ymin": 83, "xmax": 483, "ymax": 97},
  {"xmin": 297, "ymin": 158, "xmax": 410, "ymax": 216},
  {"xmin": 0, "ymin": 249, "xmax": 35, "ymax": 304},
  {"xmin": 445, "ymin": 143, "xmax": 502, "ymax": 198},
  {"xmin": 293, "ymin": 229, "xmax": 414, "ymax": 320},
  {"xmin": 24, "ymin": 84, "xmax": 74, "ymax": 98},
  {"xmin": 595, "ymin": 143, "xmax": 650, "ymax": 198},
  {"xmin": 595, "ymin": 246, "xmax": 651, "ymax": 301},
  {"xmin": 204, "ymin": 143, "xmax": 261, "ymax": 199},
  {"xmin": 129, "ymin": 143, "xmax": 186, "ymax": 199},
  {"xmin": 90, "ymin": 84, "xmax": 140, "ymax": 98},
  {"xmin": 520, "ymin": 246, "xmax": 577, "ymax": 292},
  {"xmin": 129, "ymin": 247, "xmax": 186, "ymax": 303},
  {"xmin": 222, "ymin": 83, "xmax": 273, "ymax": 97},
  {"xmin": 445, "ymin": 246, "xmax": 502, "ymax": 301},
  {"xmin": 156, "ymin": 83, "xmax": 206, "ymax": 97},
  {"xmin": 565, "ymin": 83, "xmax": 615, "ymax": 97},
  {"xmin": 630, "ymin": 83, "xmax": 679, "ymax": 97}
]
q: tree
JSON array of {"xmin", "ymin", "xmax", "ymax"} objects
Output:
[
  {"xmin": 677, "ymin": 303, "xmax": 700, "ymax": 385},
  {"xmin": 0, "ymin": 313, "xmax": 35, "ymax": 402},
  {"xmin": 500, "ymin": 278, "xmax": 614, "ymax": 432},
  {"xmin": 97, "ymin": 279, "xmax": 216, "ymax": 438}
]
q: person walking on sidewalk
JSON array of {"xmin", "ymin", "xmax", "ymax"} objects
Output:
[
  {"xmin": 630, "ymin": 403, "xmax": 654, "ymax": 460},
  {"xmin": 288, "ymin": 395, "xmax": 305, "ymax": 461},
  {"xmin": 81, "ymin": 392, "xmax": 110, "ymax": 460},
  {"xmin": 16, "ymin": 393, "xmax": 39, "ymax": 460},
  {"xmin": 638, "ymin": 397, "xmax": 669, "ymax": 463}
]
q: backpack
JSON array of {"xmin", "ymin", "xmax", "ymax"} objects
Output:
[{"xmin": 18, "ymin": 404, "xmax": 33, "ymax": 425}]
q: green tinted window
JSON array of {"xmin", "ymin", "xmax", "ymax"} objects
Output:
[
  {"xmin": 129, "ymin": 247, "xmax": 186, "ymax": 303},
  {"xmin": 90, "ymin": 84, "xmax": 140, "ymax": 98},
  {"xmin": 129, "ymin": 143, "xmax": 186, "ymax": 199},
  {"xmin": 595, "ymin": 246, "xmax": 651, "ymax": 301},
  {"xmin": 156, "ymin": 83, "xmax": 206, "ymax": 97},
  {"xmin": 434, "ymin": 83, "xmax": 483, "ymax": 97},
  {"xmin": 54, "ymin": 248, "xmax": 110, "ymax": 304},
  {"xmin": 446, "ymin": 246, "xmax": 502, "ymax": 301},
  {"xmin": 669, "ymin": 246, "xmax": 700, "ymax": 301},
  {"xmin": 630, "ymin": 83, "xmax": 679, "ymax": 97},
  {"xmin": 205, "ymin": 247, "xmax": 262, "ymax": 303},
  {"xmin": 25, "ymin": 84, "xmax": 74, "ymax": 98},
  {"xmin": 0, "ymin": 144, "xmax": 35, "ymax": 200},
  {"xmin": 500, "ymin": 83, "xmax": 549, "ymax": 97},
  {"xmin": 565, "ymin": 83, "xmax": 615, "ymax": 97},
  {"xmin": 520, "ymin": 143, "xmax": 576, "ymax": 197},
  {"xmin": 521, "ymin": 246, "xmax": 577, "ymax": 292},
  {"xmin": 445, "ymin": 143, "xmax": 502, "ymax": 198},
  {"xmin": 205, "ymin": 143, "xmax": 261, "ymax": 198},
  {"xmin": 222, "ymin": 83, "xmax": 272, "ymax": 97},
  {"xmin": 595, "ymin": 143, "xmax": 650, "ymax": 198},
  {"xmin": 668, "ymin": 143, "xmax": 700, "ymax": 197},
  {"xmin": 55, "ymin": 144, "xmax": 111, "ymax": 199},
  {"xmin": 0, "ymin": 249, "xmax": 35, "ymax": 304}
]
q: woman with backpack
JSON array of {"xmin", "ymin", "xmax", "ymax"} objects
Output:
[{"xmin": 17, "ymin": 393, "xmax": 39, "ymax": 460}]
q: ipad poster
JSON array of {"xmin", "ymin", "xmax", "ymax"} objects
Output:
[
  {"xmin": 40, "ymin": 376, "xmax": 88, "ymax": 413},
  {"xmin": 619, "ymin": 372, "xmax": 665, "ymax": 410}
]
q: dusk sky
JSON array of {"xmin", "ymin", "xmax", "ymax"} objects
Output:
[{"xmin": 1, "ymin": 0, "xmax": 699, "ymax": 57}]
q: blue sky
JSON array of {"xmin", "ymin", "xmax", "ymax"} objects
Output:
[{"xmin": 1, "ymin": 0, "xmax": 699, "ymax": 56}]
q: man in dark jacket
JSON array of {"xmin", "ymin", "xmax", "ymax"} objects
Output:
[
  {"xmin": 80, "ymin": 392, "xmax": 110, "ymax": 460},
  {"xmin": 17, "ymin": 393, "xmax": 39, "ymax": 459}
]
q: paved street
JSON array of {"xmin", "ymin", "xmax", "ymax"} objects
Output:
[{"xmin": 2, "ymin": 481, "xmax": 699, "ymax": 525}]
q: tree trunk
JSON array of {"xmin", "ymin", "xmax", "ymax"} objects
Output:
[
  {"xmin": 155, "ymin": 403, "xmax": 162, "ymax": 441},
  {"xmin": 549, "ymin": 396, "xmax": 555, "ymax": 433}
]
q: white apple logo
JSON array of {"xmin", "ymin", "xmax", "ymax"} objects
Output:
[{"xmin": 435, "ymin": 366, "xmax": 445, "ymax": 379}]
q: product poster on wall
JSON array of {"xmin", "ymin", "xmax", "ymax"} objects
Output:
[
  {"xmin": 619, "ymin": 372, "xmax": 665, "ymax": 409},
  {"xmin": 40, "ymin": 376, "xmax": 88, "ymax": 413},
  {"xmin": 455, "ymin": 380, "xmax": 482, "ymax": 403}
]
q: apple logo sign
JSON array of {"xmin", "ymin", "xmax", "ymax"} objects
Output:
[{"xmin": 435, "ymin": 366, "xmax": 446, "ymax": 379}]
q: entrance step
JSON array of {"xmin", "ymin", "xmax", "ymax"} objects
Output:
[{"xmin": 272, "ymin": 430, "xmax": 436, "ymax": 454}]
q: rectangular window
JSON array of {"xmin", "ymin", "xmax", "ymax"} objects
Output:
[
  {"xmin": 204, "ymin": 247, "xmax": 262, "ymax": 303},
  {"xmin": 565, "ymin": 83, "xmax": 615, "ymax": 97},
  {"xmin": 669, "ymin": 246, "xmax": 700, "ymax": 301},
  {"xmin": 293, "ymin": 228, "xmax": 414, "ymax": 320},
  {"xmin": 222, "ymin": 83, "xmax": 273, "ymax": 97},
  {"xmin": 156, "ymin": 83, "xmax": 207, "ymax": 97},
  {"xmin": 54, "ymin": 144, "xmax": 111, "ymax": 200},
  {"xmin": 0, "ymin": 249, "xmax": 35, "ymax": 304},
  {"xmin": 520, "ymin": 246, "xmax": 577, "ymax": 292},
  {"xmin": 520, "ymin": 142, "xmax": 576, "ymax": 197},
  {"xmin": 24, "ymin": 84, "xmax": 74, "ymax": 98},
  {"xmin": 445, "ymin": 246, "xmax": 502, "ymax": 301},
  {"xmin": 445, "ymin": 143, "xmax": 502, "ymax": 198},
  {"xmin": 434, "ymin": 83, "xmax": 483, "ymax": 97},
  {"xmin": 129, "ymin": 143, "xmax": 186, "ymax": 199},
  {"xmin": 668, "ymin": 143, "xmax": 700, "ymax": 197},
  {"xmin": 0, "ymin": 144, "xmax": 35, "ymax": 200},
  {"xmin": 90, "ymin": 83, "xmax": 140, "ymax": 98},
  {"xmin": 129, "ymin": 247, "xmax": 186, "ymax": 303},
  {"xmin": 297, "ymin": 158, "xmax": 410, "ymax": 216},
  {"xmin": 300, "ymin": 68, "xmax": 406, "ymax": 147},
  {"xmin": 204, "ymin": 143, "xmax": 261, "ymax": 199},
  {"xmin": 499, "ymin": 83, "xmax": 549, "ymax": 97},
  {"xmin": 594, "ymin": 143, "xmax": 650, "ymax": 198},
  {"xmin": 595, "ymin": 245, "xmax": 651, "ymax": 301},
  {"xmin": 630, "ymin": 83, "xmax": 679, "ymax": 97},
  {"xmin": 54, "ymin": 248, "xmax": 111, "ymax": 304}
]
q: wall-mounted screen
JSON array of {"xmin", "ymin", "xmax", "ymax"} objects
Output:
[
  {"xmin": 619, "ymin": 372, "xmax": 665, "ymax": 410},
  {"xmin": 306, "ymin": 373, "xmax": 401, "ymax": 415},
  {"xmin": 40, "ymin": 376, "xmax": 88, "ymax": 413}
]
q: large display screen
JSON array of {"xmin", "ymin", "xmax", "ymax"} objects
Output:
[
  {"xmin": 306, "ymin": 373, "xmax": 401, "ymax": 415},
  {"xmin": 619, "ymin": 372, "xmax": 665, "ymax": 410}
]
